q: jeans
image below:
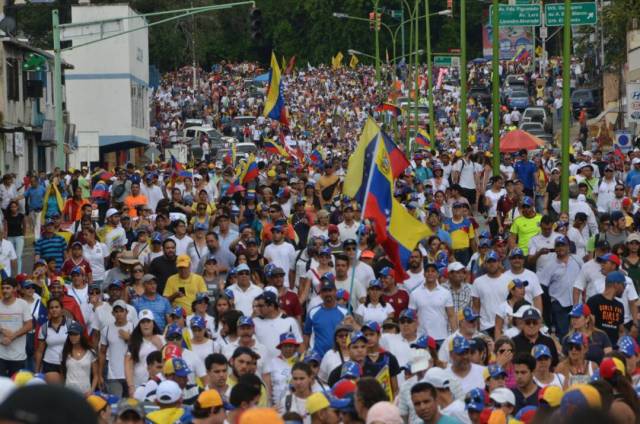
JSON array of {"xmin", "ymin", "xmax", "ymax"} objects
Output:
[
  {"xmin": 551, "ymin": 301, "xmax": 571, "ymax": 339},
  {"xmin": 25, "ymin": 333, "xmax": 35, "ymax": 372},
  {"xmin": 29, "ymin": 210, "xmax": 41, "ymax": 241},
  {"xmin": 0, "ymin": 359, "xmax": 25, "ymax": 377},
  {"xmin": 8, "ymin": 235, "xmax": 24, "ymax": 274}
]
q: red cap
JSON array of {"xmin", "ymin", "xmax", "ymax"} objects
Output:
[
  {"xmin": 328, "ymin": 224, "xmax": 339, "ymax": 234},
  {"xmin": 332, "ymin": 379, "xmax": 357, "ymax": 399},
  {"xmin": 623, "ymin": 197, "xmax": 633, "ymax": 208},
  {"xmin": 163, "ymin": 344, "xmax": 183, "ymax": 360},
  {"xmin": 599, "ymin": 357, "xmax": 625, "ymax": 380},
  {"xmin": 15, "ymin": 273, "xmax": 28, "ymax": 284}
]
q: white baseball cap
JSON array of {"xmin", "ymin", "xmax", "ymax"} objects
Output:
[
  {"xmin": 138, "ymin": 309, "xmax": 154, "ymax": 322},
  {"xmin": 632, "ymin": 158, "xmax": 640, "ymax": 165},
  {"xmin": 105, "ymin": 208, "xmax": 120, "ymax": 218},
  {"xmin": 422, "ymin": 367, "xmax": 450, "ymax": 389},
  {"xmin": 156, "ymin": 380, "xmax": 182, "ymax": 404},
  {"xmin": 490, "ymin": 388, "xmax": 516, "ymax": 406},
  {"xmin": 447, "ymin": 262, "xmax": 465, "ymax": 272}
]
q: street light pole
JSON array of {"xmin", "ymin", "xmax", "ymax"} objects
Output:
[
  {"xmin": 460, "ymin": 0, "xmax": 468, "ymax": 150},
  {"xmin": 560, "ymin": 0, "xmax": 571, "ymax": 212},
  {"xmin": 412, "ymin": 0, "xmax": 420, "ymax": 156},
  {"xmin": 374, "ymin": 0, "xmax": 381, "ymax": 84},
  {"xmin": 425, "ymin": 0, "xmax": 435, "ymax": 145},
  {"xmin": 492, "ymin": 0, "xmax": 500, "ymax": 175},
  {"xmin": 52, "ymin": 10, "xmax": 65, "ymax": 169}
]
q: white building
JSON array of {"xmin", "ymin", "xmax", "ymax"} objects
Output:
[
  {"xmin": 64, "ymin": 4, "xmax": 149, "ymax": 169},
  {"xmin": 0, "ymin": 39, "xmax": 72, "ymax": 175}
]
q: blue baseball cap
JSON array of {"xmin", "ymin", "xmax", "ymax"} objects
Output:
[
  {"xmin": 20, "ymin": 280, "xmax": 37, "ymax": 289},
  {"xmin": 151, "ymin": 232, "xmax": 163, "ymax": 243},
  {"xmin": 379, "ymin": 266, "xmax": 394, "ymax": 277},
  {"xmin": 223, "ymin": 288, "xmax": 234, "ymax": 299},
  {"xmin": 399, "ymin": 309, "xmax": 417, "ymax": 322},
  {"xmin": 606, "ymin": 270, "xmax": 627, "ymax": 285},
  {"xmin": 484, "ymin": 364, "xmax": 507, "ymax": 380},
  {"xmin": 461, "ymin": 306, "xmax": 480, "ymax": 322},
  {"xmin": 166, "ymin": 323, "xmax": 182, "ymax": 337},
  {"xmin": 67, "ymin": 321, "xmax": 84, "ymax": 335},
  {"xmin": 277, "ymin": 332, "xmax": 299, "ymax": 348},
  {"xmin": 195, "ymin": 292, "xmax": 209, "ymax": 303},
  {"xmin": 522, "ymin": 196, "xmax": 534, "ymax": 207},
  {"xmin": 194, "ymin": 222, "xmax": 208, "ymax": 231},
  {"xmin": 479, "ymin": 238, "xmax": 492, "ymax": 248},
  {"xmin": 228, "ymin": 267, "xmax": 237, "ymax": 277},
  {"xmin": 170, "ymin": 307, "xmax": 186, "ymax": 318},
  {"xmin": 410, "ymin": 335, "xmax": 437, "ymax": 350},
  {"xmin": 567, "ymin": 332, "xmax": 586, "ymax": 346},
  {"xmin": 361, "ymin": 321, "xmax": 381, "ymax": 333},
  {"xmin": 319, "ymin": 247, "xmax": 332, "ymax": 256},
  {"xmin": 165, "ymin": 357, "xmax": 191, "ymax": 377},
  {"xmin": 340, "ymin": 361, "xmax": 361, "ymax": 379},
  {"xmin": 336, "ymin": 289, "xmax": 349, "ymax": 301},
  {"xmin": 618, "ymin": 335, "xmax": 638, "ymax": 358},
  {"xmin": 532, "ymin": 344, "xmax": 552, "ymax": 359},
  {"xmin": 485, "ymin": 250, "xmax": 500, "ymax": 262},
  {"xmin": 319, "ymin": 275, "xmax": 336, "ymax": 291},
  {"xmin": 554, "ymin": 235, "xmax": 569, "ymax": 246},
  {"xmin": 237, "ymin": 316, "xmax": 255, "ymax": 327},
  {"xmin": 70, "ymin": 266, "xmax": 83, "ymax": 275},
  {"xmin": 508, "ymin": 278, "xmax": 529, "ymax": 290},
  {"xmin": 108, "ymin": 280, "xmax": 124, "ymax": 289},
  {"xmin": 303, "ymin": 350, "xmax": 323, "ymax": 364},
  {"xmin": 348, "ymin": 331, "xmax": 368, "ymax": 346},
  {"xmin": 465, "ymin": 388, "xmax": 485, "ymax": 412},
  {"xmin": 509, "ymin": 248, "xmax": 525, "ymax": 258},
  {"xmin": 259, "ymin": 291, "xmax": 278, "ymax": 305},
  {"xmin": 190, "ymin": 316, "xmax": 206, "ymax": 329},
  {"xmin": 451, "ymin": 336, "xmax": 471, "ymax": 354},
  {"xmin": 569, "ymin": 304, "xmax": 592, "ymax": 318},
  {"xmin": 368, "ymin": 279, "xmax": 383, "ymax": 289}
]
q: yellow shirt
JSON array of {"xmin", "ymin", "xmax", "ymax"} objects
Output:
[
  {"xmin": 509, "ymin": 214, "xmax": 542, "ymax": 255},
  {"xmin": 163, "ymin": 273, "xmax": 207, "ymax": 310}
]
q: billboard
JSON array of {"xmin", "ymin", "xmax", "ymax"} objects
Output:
[
  {"xmin": 482, "ymin": 24, "xmax": 534, "ymax": 60},
  {"xmin": 628, "ymin": 82, "xmax": 640, "ymax": 123}
]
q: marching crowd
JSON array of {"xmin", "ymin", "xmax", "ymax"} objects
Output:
[{"xmin": 0, "ymin": 60, "xmax": 635, "ymax": 424}]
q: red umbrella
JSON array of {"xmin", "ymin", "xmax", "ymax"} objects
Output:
[{"xmin": 499, "ymin": 130, "xmax": 545, "ymax": 153}]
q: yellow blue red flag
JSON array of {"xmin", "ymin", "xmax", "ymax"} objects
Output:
[
  {"xmin": 263, "ymin": 52, "xmax": 288, "ymax": 126},
  {"xmin": 416, "ymin": 128, "xmax": 431, "ymax": 148}
]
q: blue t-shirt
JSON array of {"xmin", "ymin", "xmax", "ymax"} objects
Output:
[
  {"xmin": 25, "ymin": 184, "xmax": 46, "ymax": 211},
  {"xmin": 437, "ymin": 415, "xmax": 462, "ymax": 424},
  {"xmin": 514, "ymin": 160, "xmax": 537, "ymax": 190},
  {"xmin": 626, "ymin": 170, "xmax": 640, "ymax": 189},
  {"xmin": 303, "ymin": 304, "xmax": 348, "ymax": 356}
]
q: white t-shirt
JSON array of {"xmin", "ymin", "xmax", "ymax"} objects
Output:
[
  {"xmin": 170, "ymin": 235, "xmax": 194, "ymax": 256},
  {"xmin": 409, "ymin": 284, "xmax": 454, "ymax": 340},
  {"xmin": 131, "ymin": 336, "xmax": 165, "ymax": 386},
  {"xmin": 226, "ymin": 283, "xmax": 263, "ymax": 317},
  {"xmin": 265, "ymin": 356, "xmax": 294, "ymax": 407},
  {"xmin": 445, "ymin": 363, "xmax": 487, "ymax": 400},
  {"xmin": 39, "ymin": 320, "xmax": 70, "ymax": 365},
  {"xmin": 452, "ymin": 159, "xmax": 478, "ymax": 190},
  {"xmin": 485, "ymin": 189, "xmax": 506, "ymax": 218},
  {"xmin": 528, "ymin": 232, "xmax": 561, "ymax": 273},
  {"xmin": 355, "ymin": 302, "xmax": 395, "ymax": 326},
  {"xmin": 318, "ymin": 349, "xmax": 347, "ymax": 384},
  {"xmin": 0, "ymin": 298, "xmax": 31, "ymax": 361},
  {"xmin": 0, "ymin": 239, "xmax": 17, "ymax": 277},
  {"xmin": 403, "ymin": 270, "xmax": 425, "ymax": 293},
  {"xmin": 264, "ymin": 242, "xmax": 296, "ymax": 286},
  {"xmin": 502, "ymin": 269, "xmax": 544, "ymax": 304},
  {"xmin": 191, "ymin": 339, "xmax": 216, "ymax": 364},
  {"xmin": 141, "ymin": 184, "xmax": 165, "ymax": 213},
  {"xmin": 254, "ymin": 315, "xmax": 303, "ymax": 361},
  {"xmin": 470, "ymin": 273, "xmax": 511, "ymax": 330},
  {"xmin": 335, "ymin": 276, "xmax": 366, "ymax": 311},
  {"xmin": 100, "ymin": 321, "xmax": 134, "ymax": 380},
  {"xmin": 65, "ymin": 350, "xmax": 96, "ymax": 394},
  {"xmin": 82, "ymin": 242, "xmax": 109, "ymax": 281},
  {"xmin": 337, "ymin": 222, "xmax": 359, "ymax": 242}
]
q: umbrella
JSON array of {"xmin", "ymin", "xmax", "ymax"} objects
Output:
[
  {"xmin": 471, "ymin": 58, "xmax": 488, "ymax": 64},
  {"xmin": 499, "ymin": 130, "xmax": 545, "ymax": 153}
]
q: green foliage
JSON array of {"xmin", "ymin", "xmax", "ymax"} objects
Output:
[
  {"xmin": 13, "ymin": 0, "xmax": 488, "ymax": 72},
  {"xmin": 602, "ymin": 0, "xmax": 640, "ymax": 71}
]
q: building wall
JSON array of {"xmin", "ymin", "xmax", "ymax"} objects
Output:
[{"xmin": 64, "ymin": 4, "xmax": 149, "ymax": 166}]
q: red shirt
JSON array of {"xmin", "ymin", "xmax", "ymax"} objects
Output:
[
  {"xmin": 382, "ymin": 289, "xmax": 410, "ymax": 319},
  {"xmin": 60, "ymin": 258, "xmax": 92, "ymax": 278},
  {"xmin": 279, "ymin": 290, "xmax": 303, "ymax": 318}
]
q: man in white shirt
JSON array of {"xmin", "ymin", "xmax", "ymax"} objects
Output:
[
  {"xmin": 263, "ymin": 225, "xmax": 296, "ymax": 288},
  {"xmin": 403, "ymin": 249, "xmax": 425, "ymax": 293},
  {"xmin": 451, "ymin": 149, "xmax": 479, "ymax": 207},
  {"xmin": 170, "ymin": 219, "xmax": 194, "ymax": 256},
  {"xmin": 527, "ymin": 216, "xmax": 561, "ymax": 272},
  {"xmin": 0, "ymin": 278, "xmax": 32, "ymax": 376},
  {"xmin": 226, "ymin": 264, "xmax": 263, "ymax": 316},
  {"xmin": 471, "ymin": 251, "xmax": 511, "ymax": 337},
  {"xmin": 0, "ymin": 239, "xmax": 17, "ymax": 277},
  {"xmin": 343, "ymin": 239, "xmax": 375, "ymax": 288},
  {"xmin": 337, "ymin": 205, "xmax": 359, "ymax": 242},
  {"xmin": 445, "ymin": 336, "xmax": 486, "ymax": 400},
  {"xmin": 253, "ymin": 291, "xmax": 302, "ymax": 360}
]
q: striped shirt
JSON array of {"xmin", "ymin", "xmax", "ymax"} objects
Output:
[
  {"xmin": 132, "ymin": 294, "xmax": 172, "ymax": 329},
  {"xmin": 34, "ymin": 234, "xmax": 67, "ymax": 270}
]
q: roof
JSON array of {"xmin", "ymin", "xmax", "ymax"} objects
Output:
[{"xmin": 1, "ymin": 38, "xmax": 74, "ymax": 69}]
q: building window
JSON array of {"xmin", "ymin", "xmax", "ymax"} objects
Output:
[
  {"xmin": 6, "ymin": 58, "xmax": 19, "ymax": 101},
  {"xmin": 131, "ymin": 81, "xmax": 146, "ymax": 129}
]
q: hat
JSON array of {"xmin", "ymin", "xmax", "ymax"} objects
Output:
[
  {"xmin": 112, "ymin": 299, "xmax": 128, "ymax": 311},
  {"xmin": 319, "ymin": 276, "xmax": 336, "ymax": 291},
  {"xmin": 260, "ymin": 291, "xmax": 278, "ymax": 305},
  {"xmin": 235, "ymin": 263, "xmax": 250, "ymax": 273},
  {"xmin": 509, "ymin": 248, "xmax": 525, "ymax": 258},
  {"xmin": 303, "ymin": 350, "xmax": 323, "ymax": 365},
  {"xmin": 336, "ymin": 289, "xmax": 350, "ymax": 302},
  {"xmin": 450, "ymin": 336, "xmax": 471, "ymax": 354},
  {"xmin": 237, "ymin": 316, "xmax": 255, "ymax": 327},
  {"xmin": 522, "ymin": 196, "xmax": 534, "ymax": 207},
  {"xmin": 560, "ymin": 384, "xmax": 601, "ymax": 413},
  {"xmin": 176, "ymin": 254, "xmax": 191, "ymax": 268},
  {"xmin": 238, "ymin": 408, "xmax": 284, "ymax": 424},
  {"xmin": 567, "ymin": 332, "xmax": 586, "ymax": 346},
  {"xmin": 306, "ymin": 392, "xmax": 330, "ymax": 415},
  {"xmin": 332, "ymin": 379, "xmax": 357, "ymax": 400},
  {"xmin": 617, "ymin": 335, "xmax": 638, "ymax": 357},
  {"xmin": 87, "ymin": 394, "xmax": 108, "ymax": 412},
  {"xmin": 105, "ymin": 208, "xmax": 120, "ymax": 218},
  {"xmin": 341, "ymin": 361, "xmax": 362, "ymax": 379},
  {"xmin": 605, "ymin": 270, "xmax": 626, "ymax": 285},
  {"xmin": 170, "ymin": 306, "xmax": 186, "ymax": 318},
  {"xmin": 569, "ymin": 304, "xmax": 591, "ymax": 318},
  {"xmin": 465, "ymin": 388, "xmax": 485, "ymax": 412},
  {"xmin": 508, "ymin": 279, "xmax": 529, "ymax": 290},
  {"xmin": 328, "ymin": 224, "xmax": 339, "ymax": 234},
  {"xmin": 360, "ymin": 249, "xmax": 375, "ymax": 259},
  {"xmin": 368, "ymin": 279, "xmax": 383, "ymax": 289},
  {"xmin": 554, "ymin": 235, "xmax": 569, "ymax": 246},
  {"xmin": 479, "ymin": 238, "xmax": 492, "ymax": 248},
  {"xmin": 196, "ymin": 389, "xmax": 223, "ymax": 409},
  {"xmin": 342, "ymin": 238, "xmax": 357, "ymax": 247},
  {"xmin": 138, "ymin": 309, "xmax": 154, "ymax": 322},
  {"xmin": 423, "ymin": 367, "xmax": 450, "ymax": 389},
  {"xmin": 348, "ymin": 331, "xmax": 368, "ymax": 346},
  {"xmin": 485, "ymin": 251, "xmax": 499, "ymax": 262},
  {"xmin": 277, "ymin": 332, "xmax": 300, "ymax": 348},
  {"xmin": 399, "ymin": 308, "xmax": 417, "ymax": 322},
  {"xmin": 365, "ymin": 402, "xmax": 403, "ymax": 424},
  {"xmin": 163, "ymin": 357, "xmax": 191, "ymax": 377},
  {"xmin": 490, "ymin": 388, "xmax": 516, "ymax": 406},
  {"xmin": 156, "ymin": 380, "xmax": 183, "ymax": 404},
  {"xmin": 515, "ymin": 406, "xmax": 537, "ymax": 424},
  {"xmin": 20, "ymin": 280, "xmax": 36, "ymax": 289},
  {"xmin": 460, "ymin": 306, "xmax": 480, "ymax": 322},
  {"xmin": 611, "ymin": 210, "xmax": 625, "ymax": 222},
  {"xmin": 411, "ymin": 335, "xmax": 437, "ymax": 350},
  {"xmin": 190, "ymin": 316, "xmax": 206, "ymax": 329},
  {"xmin": 522, "ymin": 308, "xmax": 541, "ymax": 321},
  {"xmin": 628, "ymin": 233, "xmax": 640, "ymax": 243},
  {"xmin": 484, "ymin": 364, "xmax": 507, "ymax": 381},
  {"xmin": 67, "ymin": 321, "xmax": 83, "ymax": 335},
  {"xmin": 532, "ymin": 344, "xmax": 552, "ymax": 359},
  {"xmin": 538, "ymin": 385, "xmax": 564, "ymax": 407},
  {"xmin": 361, "ymin": 320, "xmax": 381, "ymax": 333},
  {"xmin": 319, "ymin": 247, "xmax": 332, "ymax": 256},
  {"xmin": 116, "ymin": 398, "xmax": 145, "ymax": 419},
  {"xmin": 600, "ymin": 357, "xmax": 626, "ymax": 380},
  {"xmin": 379, "ymin": 266, "xmax": 395, "ymax": 278},
  {"xmin": 594, "ymin": 238, "xmax": 610, "ymax": 249},
  {"xmin": 166, "ymin": 323, "xmax": 183, "ymax": 337},
  {"xmin": 598, "ymin": 253, "xmax": 621, "ymax": 267},
  {"xmin": 108, "ymin": 279, "xmax": 124, "ymax": 289},
  {"xmin": 447, "ymin": 262, "xmax": 465, "ymax": 272}
]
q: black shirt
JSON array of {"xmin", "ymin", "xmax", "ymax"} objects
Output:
[
  {"xmin": 513, "ymin": 332, "xmax": 560, "ymax": 367},
  {"xmin": 514, "ymin": 385, "xmax": 540, "ymax": 414},
  {"xmin": 587, "ymin": 294, "xmax": 624, "ymax": 346},
  {"xmin": 148, "ymin": 255, "xmax": 178, "ymax": 294},
  {"xmin": 327, "ymin": 350, "xmax": 401, "ymax": 387},
  {"xmin": 5, "ymin": 213, "xmax": 24, "ymax": 237}
]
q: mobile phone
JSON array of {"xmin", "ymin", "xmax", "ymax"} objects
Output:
[{"xmin": 178, "ymin": 287, "xmax": 186, "ymax": 295}]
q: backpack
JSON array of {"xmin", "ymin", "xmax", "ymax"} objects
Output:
[
  {"xmin": 285, "ymin": 394, "xmax": 293, "ymax": 413},
  {"xmin": 112, "ymin": 183, "xmax": 125, "ymax": 199}
]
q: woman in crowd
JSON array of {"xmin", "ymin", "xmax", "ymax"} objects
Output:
[
  {"xmin": 124, "ymin": 310, "xmax": 163, "ymax": 394},
  {"xmin": 126, "ymin": 263, "xmax": 146, "ymax": 303},
  {"xmin": 355, "ymin": 279, "xmax": 394, "ymax": 325},
  {"xmin": 34, "ymin": 298, "xmax": 69, "ymax": 384},
  {"xmin": 277, "ymin": 362, "xmax": 315, "ymax": 422},
  {"xmin": 562, "ymin": 304, "xmax": 611, "ymax": 364},
  {"xmin": 532, "ymin": 344, "xmax": 565, "ymax": 388},
  {"xmin": 495, "ymin": 279, "xmax": 529, "ymax": 339},
  {"xmin": 264, "ymin": 333, "xmax": 301, "ymax": 408},
  {"xmin": 61, "ymin": 321, "xmax": 98, "ymax": 394},
  {"xmin": 556, "ymin": 332, "xmax": 599, "ymax": 387},
  {"xmin": 189, "ymin": 316, "xmax": 216, "ymax": 363},
  {"xmin": 212, "ymin": 293, "xmax": 232, "ymax": 340},
  {"xmin": 318, "ymin": 324, "xmax": 351, "ymax": 384},
  {"xmin": 4, "ymin": 200, "xmax": 26, "ymax": 274},
  {"xmin": 493, "ymin": 337, "xmax": 517, "ymax": 389},
  {"xmin": 188, "ymin": 293, "xmax": 216, "ymax": 337}
]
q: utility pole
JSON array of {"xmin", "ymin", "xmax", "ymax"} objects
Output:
[
  {"xmin": 52, "ymin": 10, "xmax": 65, "ymax": 169},
  {"xmin": 374, "ymin": 0, "xmax": 381, "ymax": 84},
  {"xmin": 425, "ymin": 0, "xmax": 435, "ymax": 145},
  {"xmin": 459, "ymin": 0, "xmax": 468, "ymax": 150},
  {"xmin": 492, "ymin": 0, "xmax": 500, "ymax": 175},
  {"xmin": 560, "ymin": 0, "xmax": 571, "ymax": 212}
]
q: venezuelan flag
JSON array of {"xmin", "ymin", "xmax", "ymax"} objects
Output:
[
  {"xmin": 376, "ymin": 102, "xmax": 401, "ymax": 117},
  {"xmin": 264, "ymin": 139, "xmax": 289, "ymax": 157},
  {"xmin": 362, "ymin": 139, "xmax": 394, "ymax": 240},
  {"xmin": 263, "ymin": 53, "xmax": 288, "ymax": 126},
  {"xmin": 241, "ymin": 155, "xmax": 259, "ymax": 184},
  {"xmin": 512, "ymin": 46, "xmax": 529, "ymax": 63},
  {"xmin": 170, "ymin": 154, "xmax": 184, "ymax": 172},
  {"xmin": 416, "ymin": 129, "xmax": 431, "ymax": 148},
  {"xmin": 309, "ymin": 149, "xmax": 322, "ymax": 164}
]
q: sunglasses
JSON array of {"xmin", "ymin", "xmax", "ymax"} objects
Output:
[
  {"xmin": 399, "ymin": 319, "xmax": 414, "ymax": 324},
  {"xmin": 133, "ymin": 269, "xmax": 144, "ymax": 273},
  {"xmin": 524, "ymin": 320, "xmax": 539, "ymax": 326},
  {"xmin": 237, "ymin": 271, "xmax": 250, "ymax": 276},
  {"xmin": 498, "ymin": 348, "xmax": 513, "ymax": 354},
  {"xmin": 89, "ymin": 290, "xmax": 101, "ymax": 295},
  {"xmin": 569, "ymin": 344, "xmax": 583, "ymax": 351}
]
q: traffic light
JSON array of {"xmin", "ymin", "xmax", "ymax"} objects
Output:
[
  {"xmin": 447, "ymin": 0, "xmax": 453, "ymax": 10},
  {"xmin": 250, "ymin": 7, "xmax": 262, "ymax": 40},
  {"xmin": 369, "ymin": 11, "xmax": 376, "ymax": 30}
]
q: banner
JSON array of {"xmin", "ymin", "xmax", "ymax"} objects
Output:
[
  {"xmin": 627, "ymin": 82, "xmax": 640, "ymax": 123},
  {"xmin": 482, "ymin": 24, "xmax": 533, "ymax": 61}
]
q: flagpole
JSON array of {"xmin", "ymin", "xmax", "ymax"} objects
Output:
[{"xmin": 348, "ymin": 132, "xmax": 381, "ymax": 315}]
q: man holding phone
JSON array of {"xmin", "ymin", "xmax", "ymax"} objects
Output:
[
  {"xmin": 527, "ymin": 215, "xmax": 561, "ymax": 271},
  {"xmin": 163, "ymin": 255, "xmax": 207, "ymax": 310}
]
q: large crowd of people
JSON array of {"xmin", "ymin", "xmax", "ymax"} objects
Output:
[{"xmin": 0, "ymin": 58, "xmax": 634, "ymax": 424}]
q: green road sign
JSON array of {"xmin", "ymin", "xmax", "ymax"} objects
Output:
[
  {"xmin": 433, "ymin": 55, "xmax": 460, "ymax": 68},
  {"xmin": 545, "ymin": 2, "xmax": 597, "ymax": 26},
  {"xmin": 391, "ymin": 9, "xmax": 403, "ymax": 19},
  {"xmin": 489, "ymin": 4, "xmax": 541, "ymax": 26}
]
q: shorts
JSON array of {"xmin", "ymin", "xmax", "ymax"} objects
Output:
[
  {"xmin": 460, "ymin": 188, "xmax": 476, "ymax": 205},
  {"xmin": 42, "ymin": 361, "xmax": 61, "ymax": 374}
]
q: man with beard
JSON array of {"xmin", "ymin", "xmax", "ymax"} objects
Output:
[
  {"xmin": 253, "ymin": 291, "xmax": 302, "ymax": 359},
  {"xmin": 303, "ymin": 277, "xmax": 348, "ymax": 356},
  {"xmin": 149, "ymin": 239, "xmax": 178, "ymax": 294},
  {"xmin": 403, "ymin": 249, "xmax": 425, "ymax": 293},
  {"xmin": 196, "ymin": 231, "xmax": 235, "ymax": 278}
]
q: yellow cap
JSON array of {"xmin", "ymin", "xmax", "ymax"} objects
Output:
[
  {"xmin": 12, "ymin": 370, "xmax": 33, "ymax": 386},
  {"xmin": 86, "ymin": 395, "xmax": 107, "ymax": 412},
  {"xmin": 267, "ymin": 169, "xmax": 276, "ymax": 178},
  {"xmin": 176, "ymin": 254, "xmax": 191, "ymax": 268},
  {"xmin": 197, "ymin": 389, "xmax": 223, "ymax": 409},
  {"xmin": 239, "ymin": 408, "xmax": 283, "ymax": 424},
  {"xmin": 306, "ymin": 392, "xmax": 330, "ymax": 415}
]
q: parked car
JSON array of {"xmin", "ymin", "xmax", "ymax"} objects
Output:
[
  {"xmin": 571, "ymin": 88, "xmax": 601, "ymax": 118},
  {"xmin": 519, "ymin": 122, "xmax": 544, "ymax": 133},
  {"xmin": 507, "ymin": 89, "xmax": 530, "ymax": 110},
  {"xmin": 522, "ymin": 107, "xmax": 552, "ymax": 133},
  {"xmin": 469, "ymin": 85, "xmax": 492, "ymax": 107}
]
